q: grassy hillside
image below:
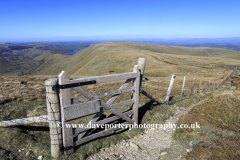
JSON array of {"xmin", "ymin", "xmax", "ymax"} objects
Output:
[
  {"xmin": 0, "ymin": 41, "xmax": 236, "ymax": 77},
  {"xmin": 30, "ymin": 41, "xmax": 234, "ymax": 77},
  {"xmin": 117, "ymin": 41, "xmax": 233, "ymax": 56},
  {"xmin": 0, "ymin": 56, "xmax": 20, "ymax": 74},
  {"xmin": 216, "ymin": 51, "xmax": 240, "ymax": 60},
  {"xmin": 0, "ymin": 42, "xmax": 238, "ymax": 160}
]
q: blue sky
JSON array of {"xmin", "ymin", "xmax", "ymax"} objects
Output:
[{"xmin": 1, "ymin": 0, "xmax": 240, "ymax": 42}]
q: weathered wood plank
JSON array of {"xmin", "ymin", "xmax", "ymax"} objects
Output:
[
  {"xmin": 132, "ymin": 65, "xmax": 140, "ymax": 124},
  {"xmin": 70, "ymin": 72, "xmax": 137, "ymax": 84},
  {"xmin": 109, "ymin": 99, "xmax": 135, "ymax": 110},
  {"xmin": 63, "ymin": 100, "xmax": 101, "ymax": 122},
  {"xmin": 72, "ymin": 86, "xmax": 135, "ymax": 104},
  {"xmin": 73, "ymin": 110, "xmax": 133, "ymax": 135},
  {"xmin": 73, "ymin": 87, "xmax": 134, "ymax": 124},
  {"xmin": 0, "ymin": 115, "xmax": 48, "ymax": 127},
  {"xmin": 59, "ymin": 71, "xmax": 74, "ymax": 155},
  {"xmin": 73, "ymin": 122, "xmax": 128, "ymax": 147}
]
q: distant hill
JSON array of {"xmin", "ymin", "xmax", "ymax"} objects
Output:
[
  {"xmin": 216, "ymin": 51, "xmax": 240, "ymax": 60},
  {"xmin": 29, "ymin": 41, "xmax": 234, "ymax": 77},
  {"xmin": 0, "ymin": 56, "xmax": 20, "ymax": 74},
  {"xmin": 120, "ymin": 41, "xmax": 233, "ymax": 57},
  {"xmin": 0, "ymin": 41, "xmax": 236, "ymax": 76}
]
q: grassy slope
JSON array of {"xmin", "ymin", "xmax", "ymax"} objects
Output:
[
  {"xmin": 0, "ymin": 56, "xmax": 20, "ymax": 74},
  {"xmin": 0, "ymin": 42, "xmax": 239, "ymax": 159},
  {"xmin": 216, "ymin": 51, "xmax": 240, "ymax": 60},
  {"xmin": 31, "ymin": 41, "xmax": 234, "ymax": 77},
  {"xmin": 172, "ymin": 74, "xmax": 240, "ymax": 159}
]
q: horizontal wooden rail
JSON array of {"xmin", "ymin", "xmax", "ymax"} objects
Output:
[
  {"xmin": 72, "ymin": 86, "xmax": 135, "ymax": 104},
  {"xmin": 73, "ymin": 110, "xmax": 133, "ymax": 135},
  {"xmin": 73, "ymin": 122, "xmax": 128, "ymax": 147},
  {"xmin": 70, "ymin": 72, "xmax": 137, "ymax": 84},
  {"xmin": 0, "ymin": 115, "xmax": 48, "ymax": 127},
  {"xmin": 108, "ymin": 99, "xmax": 134, "ymax": 111}
]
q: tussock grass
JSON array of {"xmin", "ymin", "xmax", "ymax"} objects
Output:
[{"xmin": 173, "ymin": 76, "xmax": 240, "ymax": 159}]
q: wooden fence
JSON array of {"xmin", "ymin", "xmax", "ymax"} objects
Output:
[
  {"xmin": 56, "ymin": 65, "xmax": 140, "ymax": 156},
  {"xmin": 165, "ymin": 67, "xmax": 238, "ymax": 102},
  {"xmin": 0, "ymin": 59, "xmax": 238, "ymax": 159}
]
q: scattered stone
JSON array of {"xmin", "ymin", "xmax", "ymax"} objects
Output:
[
  {"xmin": 130, "ymin": 142, "xmax": 138, "ymax": 150},
  {"xmin": 120, "ymin": 155, "xmax": 123, "ymax": 158},
  {"xmin": 26, "ymin": 151, "xmax": 32, "ymax": 156},
  {"xmin": 38, "ymin": 155, "xmax": 43, "ymax": 160},
  {"xmin": 190, "ymin": 141, "xmax": 193, "ymax": 146},
  {"xmin": 160, "ymin": 152, "xmax": 168, "ymax": 156},
  {"xmin": 18, "ymin": 150, "xmax": 22, "ymax": 152},
  {"xmin": 186, "ymin": 149, "xmax": 191, "ymax": 153}
]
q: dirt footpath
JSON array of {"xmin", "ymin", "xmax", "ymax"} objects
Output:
[{"xmin": 87, "ymin": 99, "xmax": 210, "ymax": 160}]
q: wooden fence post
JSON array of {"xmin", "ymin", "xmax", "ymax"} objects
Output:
[
  {"xmin": 181, "ymin": 76, "xmax": 186, "ymax": 97},
  {"xmin": 207, "ymin": 81, "xmax": 211, "ymax": 91},
  {"xmin": 198, "ymin": 79, "xmax": 202, "ymax": 94},
  {"xmin": 190, "ymin": 78, "xmax": 195, "ymax": 96},
  {"xmin": 165, "ymin": 74, "xmax": 176, "ymax": 104},
  {"xmin": 45, "ymin": 78, "xmax": 62, "ymax": 158},
  {"xmin": 138, "ymin": 58, "xmax": 146, "ymax": 91},
  {"xmin": 216, "ymin": 82, "xmax": 218, "ymax": 90},
  {"xmin": 133, "ymin": 65, "xmax": 140, "ymax": 124},
  {"xmin": 210, "ymin": 82, "xmax": 212, "ymax": 91},
  {"xmin": 59, "ymin": 71, "xmax": 74, "ymax": 155},
  {"xmin": 203, "ymin": 80, "xmax": 207, "ymax": 92}
]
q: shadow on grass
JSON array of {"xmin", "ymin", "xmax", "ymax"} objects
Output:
[{"xmin": 73, "ymin": 100, "xmax": 161, "ymax": 152}]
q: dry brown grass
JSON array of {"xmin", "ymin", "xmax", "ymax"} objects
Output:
[{"xmin": 173, "ymin": 75, "xmax": 240, "ymax": 159}]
